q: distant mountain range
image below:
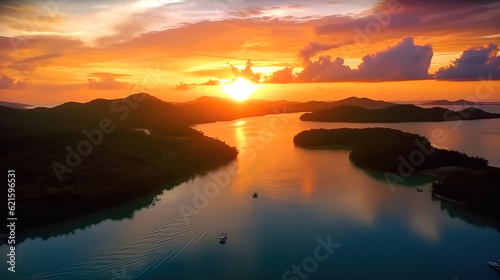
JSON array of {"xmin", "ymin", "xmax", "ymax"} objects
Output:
[
  {"xmin": 421, "ymin": 99, "xmax": 500, "ymax": 105},
  {"xmin": 176, "ymin": 96, "xmax": 394, "ymax": 123},
  {"xmin": 300, "ymin": 104, "xmax": 500, "ymax": 123},
  {"xmin": 0, "ymin": 95, "xmax": 394, "ymax": 131}
]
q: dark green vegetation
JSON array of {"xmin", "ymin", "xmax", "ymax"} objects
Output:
[
  {"xmin": 300, "ymin": 104, "xmax": 500, "ymax": 123},
  {"xmin": 294, "ymin": 127, "xmax": 499, "ymax": 220},
  {"xmin": 432, "ymin": 167, "xmax": 500, "ymax": 219},
  {"xmin": 0, "ymin": 93, "xmax": 237, "ymax": 230},
  {"xmin": 293, "ymin": 128, "xmax": 487, "ymax": 172}
]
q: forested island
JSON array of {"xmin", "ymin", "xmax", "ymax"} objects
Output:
[
  {"xmin": 0, "ymin": 93, "xmax": 238, "ymax": 230},
  {"xmin": 300, "ymin": 104, "xmax": 500, "ymax": 123},
  {"xmin": 431, "ymin": 167, "xmax": 500, "ymax": 219},
  {"xmin": 294, "ymin": 128, "xmax": 500, "ymax": 219}
]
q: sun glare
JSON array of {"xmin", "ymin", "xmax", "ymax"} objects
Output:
[{"xmin": 221, "ymin": 77, "xmax": 259, "ymax": 101}]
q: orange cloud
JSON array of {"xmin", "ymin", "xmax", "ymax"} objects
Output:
[
  {"xmin": 171, "ymin": 82, "xmax": 194, "ymax": 91},
  {"xmin": 0, "ymin": 74, "xmax": 30, "ymax": 89},
  {"xmin": 87, "ymin": 72, "xmax": 133, "ymax": 90}
]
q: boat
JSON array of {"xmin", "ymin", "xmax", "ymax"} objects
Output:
[
  {"xmin": 219, "ymin": 233, "xmax": 228, "ymax": 244},
  {"xmin": 252, "ymin": 192, "xmax": 258, "ymax": 198},
  {"xmin": 489, "ymin": 260, "xmax": 500, "ymax": 271},
  {"xmin": 433, "ymin": 193, "xmax": 466, "ymax": 206},
  {"xmin": 416, "ymin": 187, "xmax": 423, "ymax": 192}
]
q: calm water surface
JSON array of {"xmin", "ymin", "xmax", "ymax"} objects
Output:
[{"xmin": 2, "ymin": 107, "xmax": 500, "ymax": 280}]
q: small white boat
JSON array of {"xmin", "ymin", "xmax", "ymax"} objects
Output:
[
  {"xmin": 219, "ymin": 233, "xmax": 228, "ymax": 244},
  {"xmin": 416, "ymin": 187, "xmax": 423, "ymax": 192}
]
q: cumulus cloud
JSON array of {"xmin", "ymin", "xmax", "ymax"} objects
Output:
[
  {"xmin": 87, "ymin": 72, "xmax": 132, "ymax": 90},
  {"xmin": 204, "ymin": 37, "xmax": 496, "ymax": 84},
  {"xmin": 265, "ymin": 67, "xmax": 295, "ymax": 83},
  {"xmin": 171, "ymin": 82, "xmax": 194, "ymax": 90},
  {"xmin": 229, "ymin": 59, "xmax": 261, "ymax": 83},
  {"xmin": 0, "ymin": 74, "xmax": 30, "ymax": 89},
  {"xmin": 293, "ymin": 37, "xmax": 433, "ymax": 82},
  {"xmin": 0, "ymin": 75, "xmax": 15, "ymax": 89},
  {"xmin": 435, "ymin": 44, "xmax": 500, "ymax": 80},
  {"xmin": 296, "ymin": 56, "xmax": 353, "ymax": 82},
  {"xmin": 356, "ymin": 37, "xmax": 433, "ymax": 80},
  {"xmin": 230, "ymin": 37, "xmax": 433, "ymax": 83},
  {"xmin": 199, "ymin": 79, "xmax": 221, "ymax": 85}
]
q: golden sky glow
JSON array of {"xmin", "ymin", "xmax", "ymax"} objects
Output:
[
  {"xmin": 221, "ymin": 77, "xmax": 260, "ymax": 100},
  {"xmin": 1, "ymin": 0, "xmax": 500, "ymax": 104}
]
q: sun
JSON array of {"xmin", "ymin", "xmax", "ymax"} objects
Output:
[{"xmin": 221, "ymin": 77, "xmax": 259, "ymax": 101}]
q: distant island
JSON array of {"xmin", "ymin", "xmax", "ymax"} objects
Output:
[
  {"xmin": 293, "ymin": 128, "xmax": 500, "ymax": 219},
  {"xmin": 293, "ymin": 128, "xmax": 487, "ymax": 172},
  {"xmin": 300, "ymin": 104, "xmax": 500, "ymax": 123},
  {"xmin": 421, "ymin": 99, "xmax": 478, "ymax": 106},
  {"xmin": 0, "ymin": 93, "xmax": 238, "ymax": 230},
  {"xmin": 420, "ymin": 99, "xmax": 500, "ymax": 106},
  {"xmin": 0, "ymin": 101, "xmax": 31, "ymax": 109}
]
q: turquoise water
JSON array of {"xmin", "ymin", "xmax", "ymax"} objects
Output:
[{"xmin": 2, "ymin": 110, "xmax": 500, "ymax": 280}]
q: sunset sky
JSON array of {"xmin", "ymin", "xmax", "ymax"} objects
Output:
[{"xmin": 1, "ymin": 0, "xmax": 499, "ymax": 104}]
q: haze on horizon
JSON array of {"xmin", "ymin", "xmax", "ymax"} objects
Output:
[{"xmin": 1, "ymin": 0, "xmax": 500, "ymax": 104}]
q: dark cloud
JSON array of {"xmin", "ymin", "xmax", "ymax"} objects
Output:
[
  {"xmin": 356, "ymin": 37, "xmax": 433, "ymax": 80},
  {"xmin": 435, "ymin": 44, "xmax": 500, "ymax": 80},
  {"xmin": 294, "ymin": 37, "xmax": 433, "ymax": 82},
  {"xmin": 314, "ymin": 0, "xmax": 500, "ymax": 52},
  {"xmin": 298, "ymin": 42, "xmax": 346, "ymax": 62},
  {"xmin": 87, "ymin": 72, "xmax": 132, "ymax": 90}
]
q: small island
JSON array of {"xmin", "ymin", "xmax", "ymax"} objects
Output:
[
  {"xmin": 299, "ymin": 104, "xmax": 500, "ymax": 123},
  {"xmin": 294, "ymin": 128, "xmax": 500, "ymax": 219}
]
